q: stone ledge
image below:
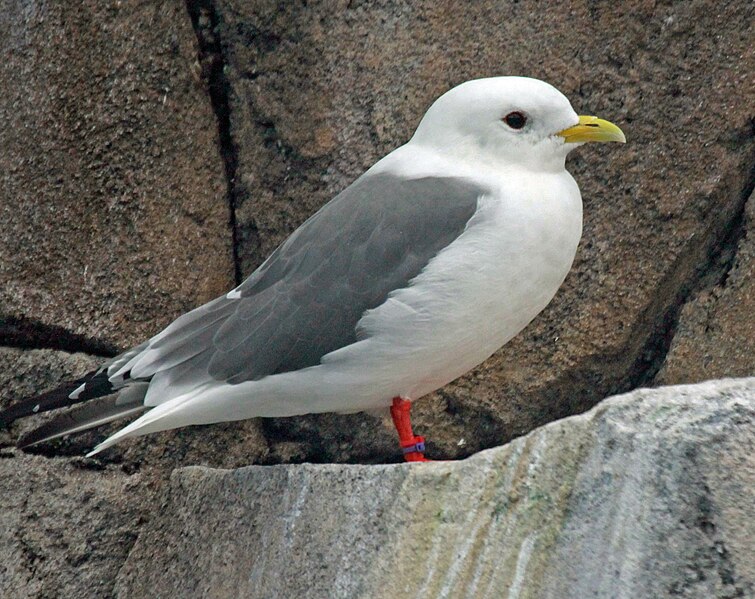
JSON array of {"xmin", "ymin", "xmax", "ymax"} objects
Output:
[{"xmin": 115, "ymin": 378, "xmax": 755, "ymax": 599}]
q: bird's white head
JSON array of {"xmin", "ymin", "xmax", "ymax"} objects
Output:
[{"xmin": 410, "ymin": 76, "xmax": 625, "ymax": 173}]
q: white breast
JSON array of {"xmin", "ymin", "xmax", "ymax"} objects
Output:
[
  {"xmin": 139, "ymin": 157, "xmax": 583, "ymax": 422},
  {"xmin": 357, "ymin": 168, "xmax": 582, "ymax": 396}
]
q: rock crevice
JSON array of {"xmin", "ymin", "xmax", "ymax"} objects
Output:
[
  {"xmin": 634, "ymin": 156, "xmax": 755, "ymax": 390},
  {"xmin": 186, "ymin": 0, "xmax": 244, "ymax": 286}
]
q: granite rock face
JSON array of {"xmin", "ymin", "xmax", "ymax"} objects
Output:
[
  {"xmin": 657, "ymin": 190, "xmax": 755, "ymax": 385},
  {"xmin": 0, "ymin": 0, "xmax": 234, "ymax": 350},
  {"xmin": 0, "ymin": 454, "xmax": 150, "ymax": 599},
  {"xmin": 206, "ymin": 0, "xmax": 755, "ymax": 460},
  {"xmin": 114, "ymin": 379, "xmax": 755, "ymax": 599},
  {"xmin": 1, "ymin": 375, "xmax": 752, "ymax": 598},
  {"xmin": 0, "ymin": 0, "xmax": 273, "ymax": 511}
]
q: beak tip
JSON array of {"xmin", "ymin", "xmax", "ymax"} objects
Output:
[{"xmin": 558, "ymin": 116, "xmax": 626, "ymax": 144}]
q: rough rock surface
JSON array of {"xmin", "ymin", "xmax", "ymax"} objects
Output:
[
  {"xmin": 0, "ymin": 0, "xmax": 234, "ymax": 350},
  {"xmin": 207, "ymin": 0, "xmax": 755, "ymax": 460},
  {"xmin": 0, "ymin": 454, "xmax": 152, "ymax": 599},
  {"xmin": 113, "ymin": 379, "xmax": 755, "ymax": 599},
  {"xmin": 657, "ymin": 191, "xmax": 755, "ymax": 385}
]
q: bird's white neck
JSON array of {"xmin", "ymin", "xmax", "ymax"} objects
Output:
[{"xmin": 370, "ymin": 137, "xmax": 571, "ymax": 183}]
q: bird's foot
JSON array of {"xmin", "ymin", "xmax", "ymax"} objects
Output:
[{"xmin": 390, "ymin": 396, "xmax": 432, "ymax": 463}]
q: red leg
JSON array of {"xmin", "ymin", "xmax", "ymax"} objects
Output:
[{"xmin": 390, "ymin": 397, "xmax": 431, "ymax": 462}]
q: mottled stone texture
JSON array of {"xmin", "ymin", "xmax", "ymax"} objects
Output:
[
  {"xmin": 657, "ymin": 191, "xmax": 755, "ymax": 385},
  {"xmin": 209, "ymin": 0, "xmax": 754, "ymax": 460},
  {"xmin": 0, "ymin": 452, "xmax": 152, "ymax": 599},
  {"xmin": 0, "ymin": 0, "xmax": 234, "ymax": 350},
  {"xmin": 114, "ymin": 379, "xmax": 755, "ymax": 599}
]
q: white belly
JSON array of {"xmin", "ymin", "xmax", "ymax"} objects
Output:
[
  {"xmin": 157, "ymin": 170, "xmax": 583, "ymax": 431},
  {"xmin": 230, "ymin": 170, "xmax": 584, "ymax": 417},
  {"xmin": 139, "ymin": 170, "xmax": 582, "ymax": 427}
]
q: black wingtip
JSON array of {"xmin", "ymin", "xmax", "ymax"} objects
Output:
[
  {"xmin": 0, "ymin": 381, "xmax": 83, "ymax": 427},
  {"xmin": 0, "ymin": 369, "xmax": 114, "ymax": 428},
  {"xmin": 15, "ymin": 396, "xmax": 147, "ymax": 450}
]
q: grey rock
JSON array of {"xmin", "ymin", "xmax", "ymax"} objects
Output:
[
  {"xmin": 114, "ymin": 378, "xmax": 755, "ymax": 599},
  {"xmin": 0, "ymin": 348, "xmax": 152, "ymax": 599},
  {"xmin": 0, "ymin": 0, "xmax": 234, "ymax": 350},
  {"xmin": 657, "ymin": 190, "xmax": 755, "ymax": 385},
  {"xmin": 0, "ymin": 454, "xmax": 151, "ymax": 599}
]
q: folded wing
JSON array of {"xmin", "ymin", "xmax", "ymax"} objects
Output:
[{"xmin": 0, "ymin": 172, "xmax": 484, "ymax": 446}]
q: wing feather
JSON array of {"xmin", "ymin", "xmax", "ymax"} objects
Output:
[
  {"xmin": 119, "ymin": 173, "xmax": 484, "ymax": 397},
  {"xmin": 2, "ymin": 172, "xmax": 485, "ymax": 447}
]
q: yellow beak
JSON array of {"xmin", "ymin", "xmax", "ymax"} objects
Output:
[{"xmin": 557, "ymin": 115, "xmax": 626, "ymax": 143}]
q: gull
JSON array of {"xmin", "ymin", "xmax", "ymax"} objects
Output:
[{"xmin": 0, "ymin": 77, "xmax": 625, "ymax": 461}]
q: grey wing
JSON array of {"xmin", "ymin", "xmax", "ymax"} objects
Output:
[{"xmin": 120, "ymin": 172, "xmax": 484, "ymax": 395}]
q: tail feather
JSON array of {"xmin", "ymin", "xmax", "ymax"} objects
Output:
[
  {"xmin": 0, "ymin": 368, "xmax": 119, "ymax": 427},
  {"xmin": 17, "ymin": 395, "xmax": 148, "ymax": 449},
  {"xmin": 87, "ymin": 386, "xmax": 202, "ymax": 456}
]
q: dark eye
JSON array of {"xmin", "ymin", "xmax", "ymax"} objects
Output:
[{"xmin": 503, "ymin": 111, "xmax": 527, "ymax": 130}]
